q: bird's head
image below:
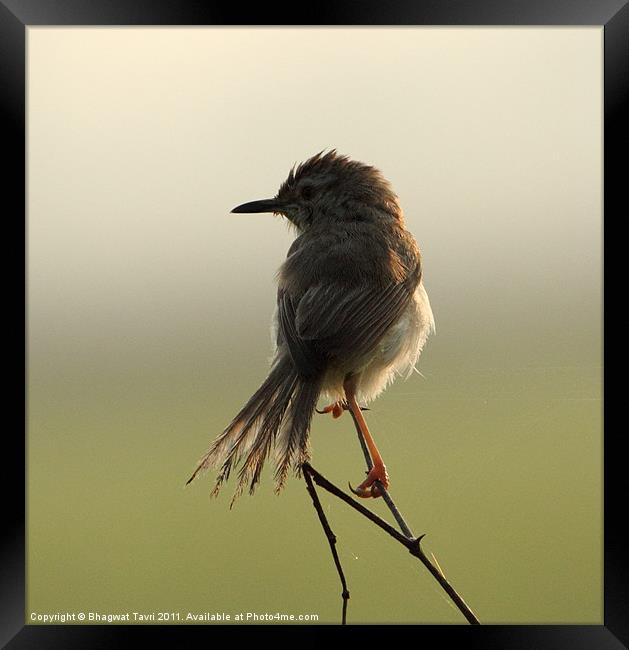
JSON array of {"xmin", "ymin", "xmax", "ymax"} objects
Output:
[{"xmin": 231, "ymin": 150, "xmax": 402, "ymax": 230}]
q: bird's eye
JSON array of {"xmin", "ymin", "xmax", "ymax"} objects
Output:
[{"xmin": 300, "ymin": 185, "xmax": 314, "ymax": 200}]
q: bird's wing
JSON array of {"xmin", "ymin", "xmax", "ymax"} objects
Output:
[
  {"xmin": 277, "ymin": 271, "xmax": 418, "ymax": 378},
  {"xmin": 277, "ymin": 289, "xmax": 326, "ymax": 378}
]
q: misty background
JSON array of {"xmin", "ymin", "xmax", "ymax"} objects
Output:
[{"xmin": 27, "ymin": 27, "xmax": 601, "ymax": 623}]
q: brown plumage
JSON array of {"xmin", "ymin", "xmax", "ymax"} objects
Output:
[{"xmin": 187, "ymin": 150, "xmax": 434, "ymax": 504}]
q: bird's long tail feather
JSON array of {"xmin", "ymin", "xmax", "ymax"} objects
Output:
[{"xmin": 186, "ymin": 356, "xmax": 321, "ymax": 504}]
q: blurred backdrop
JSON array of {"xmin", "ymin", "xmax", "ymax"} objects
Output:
[{"xmin": 27, "ymin": 27, "xmax": 602, "ymax": 624}]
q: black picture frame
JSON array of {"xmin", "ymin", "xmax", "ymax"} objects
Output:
[{"xmin": 3, "ymin": 1, "xmax": 622, "ymax": 647}]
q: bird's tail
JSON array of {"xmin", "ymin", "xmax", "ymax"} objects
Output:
[{"xmin": 186, "ymin": 356, "xmax": 321, "ymax": 505}]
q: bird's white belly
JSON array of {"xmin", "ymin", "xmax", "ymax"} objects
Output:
[{"xmin": 320, "ymin": 282, "xmax": 435, "ymax": 404}]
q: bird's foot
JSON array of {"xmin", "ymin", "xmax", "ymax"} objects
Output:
[
  {"xmin": 315, "ymin": 401, "xmax": 346, "ymax": 419},
  {"xmin": 349, "ymin": 463, "xmax": 389, "ymax": 499},
  {"xmin": 316, "ymin": 401, "xmax": 370, "ymax": 419}
]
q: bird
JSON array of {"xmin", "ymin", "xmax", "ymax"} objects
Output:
[{"xmin": 187, "ymin": 150, "xmax": 435, "ymax": 504}]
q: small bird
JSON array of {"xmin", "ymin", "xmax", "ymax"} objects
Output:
[{"xmin": 187, "ymin": 150, "xmax": 435, "ymax": 502}]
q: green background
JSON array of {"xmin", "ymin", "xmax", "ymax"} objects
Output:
[{"xmin": 27, "ymin": 27, "xmax": 602, "ymax": 624}]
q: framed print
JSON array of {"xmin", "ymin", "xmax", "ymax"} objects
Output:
[{"xmin": 3, "ymin": 1, "xmax": 624, "ymax": 647}]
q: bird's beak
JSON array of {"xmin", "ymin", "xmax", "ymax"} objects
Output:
[{"xmin": 231, "ymin": 198, "xmax": 283, "ymax": 214}]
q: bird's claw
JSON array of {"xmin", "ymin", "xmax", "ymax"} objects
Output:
[
  {"xmin": 315, "ymin": 401, "xmax": 345, "ymax": 418},
  {"xmin": 349, "ymin": 481, "xmax": 384, "ymax": 498},
  {"xmin": 316, "ymin": 401, "xmax": 370, "ymax": 419},
  {"xmin": 348, "ymin": 465, "xmax": 389, "ymax": 499}
]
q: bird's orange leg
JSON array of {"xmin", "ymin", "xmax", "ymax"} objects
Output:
[{"xmin": 344, "ymin": 377, "xmax": 389, "ymax": 499}]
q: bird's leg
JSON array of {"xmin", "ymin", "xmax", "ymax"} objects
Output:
[{"xmin": 344, "ymin": 377, "xmax": 389, "ymax": 499}]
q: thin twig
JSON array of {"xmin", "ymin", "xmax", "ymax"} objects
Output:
[
  {"xmin": 303, "ymin": 463, "xmax": 415, "ymax": 546},
  {"xmin": 303, "ymin": 469, "xmax": 350, "ymax": 625},
  {"xmin": 302, "ymin": 462, "xmax": 480, "ymax": 625}
]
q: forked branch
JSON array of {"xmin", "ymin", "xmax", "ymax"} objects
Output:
[{"xmin": 302, "ymin": 454, "xmax": 480, "ymax": 624}]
